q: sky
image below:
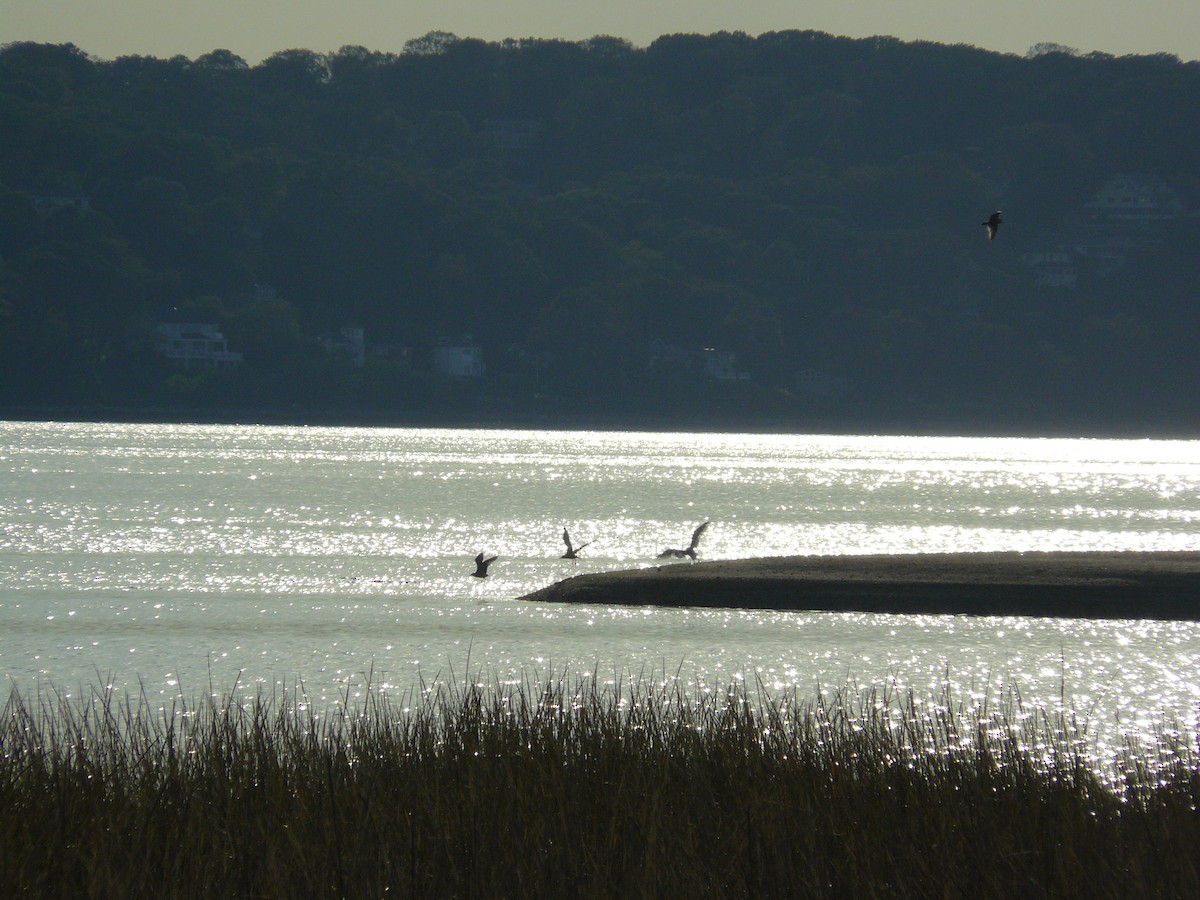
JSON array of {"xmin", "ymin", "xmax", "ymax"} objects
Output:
[{"xmin": 3, "ymin": 0, "xmax": 1199, "ymax": 64}]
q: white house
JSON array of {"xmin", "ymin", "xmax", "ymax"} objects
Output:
[
  {"xmin": 317, "ymin": 325, "xmax": 366, "ymax": 367},
  {"xmin": 1023, "ymin": 250, "xmax": 1078, "ymax": 289},
  {"xmin": 32, "ymin": 194, "xmax": 91, "ymax": 212},
  {"xmin": 795, "ymin": 368, "xmax": 847, "ymax": 399},
  {"xmin": 1083, "ymin": 174, "xmax": 1184, "ymax": 223},
  {"xmin": 156, "ymin": 322, "xmax": 242, "ymax": 369},
  {"xmin": 700, "ymin": 348, "xmax": 738, "ymax": 381},
  {"xmin": 433, "ymin": 340, "xmax": 484, "ymax": 377},
  {"xmin": 649, "ymin": 340, "xmax": 741, "ymax": 380},
  {"xmin": 1067, "ymin": 173, "xmax": 1185, "ymax": 274}
]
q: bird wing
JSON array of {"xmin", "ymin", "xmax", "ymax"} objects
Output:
[
  {"xmin": 562, "ymin": 529, "xmax": 573, "ymax": 552},
  {"xmin": 475, "ymin": 552, "xmax": 485, "ymax": 565},
  {"xmin": 689, "ymin": 521, "xmax": 711, "ymax": 550}
]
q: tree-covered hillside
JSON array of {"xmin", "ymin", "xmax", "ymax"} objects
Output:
[{"xmin": 1, "ymin": 33, "xmax": 1197, "ymax": 434}]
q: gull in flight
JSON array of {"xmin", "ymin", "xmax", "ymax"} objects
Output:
[
  {"xmin": 472, "ymin": 552, "xmax": 497, "ymax": 577},
  {"xmin": 657, "ymin": 521, "xmax": 710, "ymax": 560},
  {"xmin": 561, "ymin": 528, "xmax": 592, "ymax": 563},
  {"xmin": 982, "ymin": 210, "xmax": 1002, "ymax": 241}
]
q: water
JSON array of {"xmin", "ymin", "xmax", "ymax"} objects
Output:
[{"xmin": 2, "ymin": 421, "xmax": 1199, "ymax": 761}]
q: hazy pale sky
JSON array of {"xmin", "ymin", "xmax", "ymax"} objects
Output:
[{"xmin": 4, "ymin": 0, "xmax": 1199, "ymax": 64}]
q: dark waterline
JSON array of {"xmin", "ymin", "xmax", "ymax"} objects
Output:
[{"xmin": 5, "ymin": 404, "xmax": 1198, "ymax": 440}]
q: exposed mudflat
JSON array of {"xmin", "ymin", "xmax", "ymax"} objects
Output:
[{"xmin": 517, "ymin": 551, "xmax": 1200, "ymax": 620}]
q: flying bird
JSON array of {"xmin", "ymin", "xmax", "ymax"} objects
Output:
[
  {"xmin": 472, "ymin": 552, "xmax": 497, "ymax": 577},
  {"xmin": 657, "ymin": 521, "xmax": 711, "ymax": 560},
  {"xmin": 561, "ymin": 528, "xmax": 592, "ymax": 562},
  {"xmin": 982, "ymin": 210, "xmax": 1002, "ymax": 241}
]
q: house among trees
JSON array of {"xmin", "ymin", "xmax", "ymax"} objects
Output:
[
  {"xmin": 4, "ymin": 38, "xmax": 1199, "ymax": 433},
  {"xmin": 647, "ymin": 339, "xmax": 692, "ymax": 373},
  {"xmin": 316, "ymin": 326, "xmax": 365, "ymax": 367},
  {"xmin": 156, "ymin": 321, "xmax": 242, "ymax": 369},
  {"xmin": 1023, "ymin": 249, "xmax": 1079, "ymax": 290},
  {"xmin": 433, "ymin": 337, "xmax": 484, "ymax": 377},
  {"xmin": 31, "ymin": 194, "xmax": 91, "ymax": 212},
  {"xmin": 700, "ymin": 348, "xmax": 738, "ymax": 381},
  {"xmin": 1067, "ymin": 174, "xmax": 1185, "ymax": 274},
  {"xmin": 649, "ymin": 340, "xmax": 741, "ymax": 380},
  {"xmin": 483, "ymin": 119, "xmax": 544, "ymax": 151},
  {"xmin": 795, "ymin": 369, "xmax": 847, "ymax": 399},
  {"xmin": 1083, "ymin": 174, "xmax": 1184, "ymax": 223},
  {"xmin": 368, "ymin": 343, "xmax": 412, "ymax": 368}
]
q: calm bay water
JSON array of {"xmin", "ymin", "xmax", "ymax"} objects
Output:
[{"xmin": 2, "ymin": 420, "xmax": 1199, "ymax": 758}]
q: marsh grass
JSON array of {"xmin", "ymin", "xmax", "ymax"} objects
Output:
[{"xmin": 1, "ymin": 672, "xmax": 1197, "ymax": 898}]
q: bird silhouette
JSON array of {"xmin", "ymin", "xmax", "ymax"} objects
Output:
[
  {"xmin": 657, "ymin": 521, "xmax": 710, "ymax": 560},
  {"xmin": 472, "ymin": 552, "xmax": 497, "ymax": 577},
  {"xmin": 561, "ymin": 528, "xmax": 592, "ymax": 562},
  {"xmin": 982, "ymin": 210, "xmax": 1002, "ymax": 241}
]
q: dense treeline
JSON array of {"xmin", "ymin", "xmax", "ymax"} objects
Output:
[{"xmin": 1, "ymin": 33, "xmax": 1198, "ymax": 433}]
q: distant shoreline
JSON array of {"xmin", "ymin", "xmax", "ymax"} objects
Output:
[
  {"xmin": 3, "ymin": 406, "xmax": 1197, "ymax": 441},
  {"xmin": 518, "ymin": 551, "xmax": 1200, "ymax": 620}
]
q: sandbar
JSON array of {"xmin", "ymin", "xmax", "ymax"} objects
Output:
[{"xmin": 517, "ymin": 551, "xmax": 1200, "ymax": 620}]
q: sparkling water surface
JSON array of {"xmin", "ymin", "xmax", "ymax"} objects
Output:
[{"xmin": 2, "ymin": 421, "xmax": 1199, "ymax": 760}]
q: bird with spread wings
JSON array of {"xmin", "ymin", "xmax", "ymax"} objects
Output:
[
  {"xmin": 657, "ymin": 521, "xmax": 710, "ymax": 560},
  {"xmin": 561, "ymin": 528, "xmax": 592, "ymax": 562},
  {"xmin": 471, "ymin": 552, "xmax": 497, "ymax": 577},
  {"xmin": 982, "ymin": 210, "xmax": 1002, "ymax": 241}
]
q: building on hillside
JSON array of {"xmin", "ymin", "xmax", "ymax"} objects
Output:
[
  {"xmin": 483, "ymin": 119, "xmax": 545, "ymax": 151},
  {"xmin": 1082, "ymin": 173, "xmax": 1184, "ymax": 222},
  {"xmin": 647, "ymin": 339, "xmax": 693, "ymax": 373},
  {"xmin": 1067, "ymin": 173, "xmax": 1185, "ymax": 275},
  {"xmin": 156, "ymin": 322, "xmax": 242, "ymax": 369},
  {"xmin": 32, "ymin": 194, "xmax": 91, "ymax": 212},
  {"xmin": 700, "ymin": 348, "xmax": 738, "ymax": 381},
  {"xmin": 316, "ymin": 325, "xmax": 365, "ymax": 367},
  {"xmin": 795, "ymin": 368, "xmax": 847, "ymax": 399},
  {"xmin": 368, "ymin": 343, "xmax": 412, "ymax": 367},
  {"xmin": 649, "ymin": 339, "xmax": 742, "ymax": 380},
  {"xmin": 433, "ymin": 337, "xmax": 484, "ymax": 377},
  {"xmin": 1022, "ymin": 249, "xmax": 1078, "ymax": 290}
]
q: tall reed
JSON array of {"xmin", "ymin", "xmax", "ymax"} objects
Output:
[{"xmin": 1, "ymin": 672, "xmax": 1196, "ymax": 898}]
